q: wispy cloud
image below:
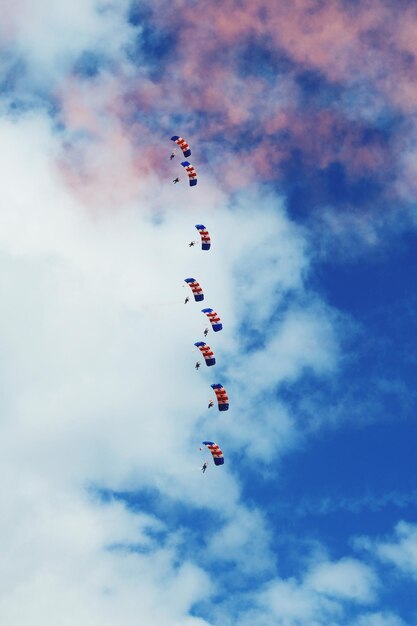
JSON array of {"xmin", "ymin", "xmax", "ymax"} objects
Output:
[{"xmin": 356, "ymin": 521, "xmax": 417, "ymax": 581}]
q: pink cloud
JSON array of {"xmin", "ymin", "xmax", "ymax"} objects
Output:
[
  {"xmin": 151, "ymin": 0, "xmax": 417, "ymax": 116},
  {"xmin": 54, "ymin": 0, "xmax": 417, "ymax": 210},
  {"xmin": 0, "ymin": 0, "xmax": 24, "ymax": 41}
]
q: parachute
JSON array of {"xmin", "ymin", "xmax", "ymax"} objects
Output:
[
  {"xmin": 184, "ymin": 278, "xmax": 204, "ymax": 302},
  {"xmin": 201, "ymin": 308, "xmax": 222, "ymax": 332},
  {"xmin": 194, "ymin": 342, "xmax": 215, "ymax": 366},
  {"xmin": 211, "ymin": 383, "xmax": 229, "ymax": 411},
  {"xmin": 181, "ymin": 161, "xmax": 198, "ymax": 187},
  {"xmin": 171, "ymin": 135, "xmax": 191, "ymax": 158},
  {"xmin": 201, "ymin": 441, "xmax": 224, "ymax": 466},
  {"xmin": 195, "ymin": 224, "xmax": 211, "ymax": 250}
]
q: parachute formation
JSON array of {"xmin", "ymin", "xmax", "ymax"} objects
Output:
[
  {"xmin": 184, "ymin": 278, "xmax": 204, "ymax": 302},
  {"xmin": 171, "ymin": 134, "xmax": 228, "ymax": 470},
  {"xmin": 170, "ymin": 135, "xmax": 197, "ymax": 187}
]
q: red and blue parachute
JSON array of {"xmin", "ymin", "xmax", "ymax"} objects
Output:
[
  {"xmin": 201, "ymin": 308, "xmax": 222, "ymax": 332},
  {"xmin": 201, "ymin": 441, "xmax": 224, "ymax": 466},
  {"xmin": 195, "ymin": 224, "xmax": 211, "ymax": 250},
  {"xmin": 184, "ymin": 278, "xmax": 204, "ymax": 302},
  {"xmin": 194, "ymin": 342, "xmax": 215, "ymax": 366},
  {"xmin": 211, "ymin": 384, "xmax": 229, "ymax": 411},
  {"xmin": 181, "ymin": 161, "xmax": 198, "ymax": 187},
  {"xmin": 171, "ymin": 136, "xmax": 191, "ymax": 158}
]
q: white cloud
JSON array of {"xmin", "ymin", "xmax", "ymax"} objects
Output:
[
  {"xmin": 0, "ymin": 109, "xmax": 342, "ymax": 623},
  {"xmin": 207, "ymin": 505, "xmax": 275, "ymax": 576},
  {"xmin": 305, "ymin": 557, "xmax": 378, "ymax": 603},
  {"xmin": 358, "ymin": 521, "xmax": 417, "ymax": 581},
  {"xmin": 0, "ymin": 0, "xmax": 134, "ymax": 86},
  {"xmin": 353, "ymin": 612, "xmax": 408, "ymax": 626},
  {"xmin": 0, "ymin": 72, "xmax": 346, "ymax": 626},
  {"xmin": 229, "ymin": 301, "xmax": 339, "ymax": 392},
  {"xmin": 6, "ymin": 64, "xmax": 409, "ymax": 626},
  {"xmin": 259, "ymin": 577, "xmax": 338, "ymax": 624},
  {"xmin": 235, "ymin": 551, "xmax": 381, "ymax": 626},
  {"xmin": 0, "ymin": 477, "xmax": 213, "ymax": 626}
]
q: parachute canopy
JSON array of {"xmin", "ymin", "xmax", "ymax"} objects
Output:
[
  {"xmin": 201, "ymin": 308, "xmax": 222, "ymax": 332},
  {"xmin": 171, "ymin": 135, "xmax": 191, "ymax": 158},
  {"xmin": 181, "ymin": 161, "xmax": 198, "ymax": 187},
  {"xmin": 211, "ymin": 383, "xmax": 229, "ymax": 411},
  {"xmin": 195, "ymin": 224, "xmax": 211, "ymax": 251},
  {"xmin": 184, "ymin": 278, "xmax": 204, "ymax": 302},
  {"xmin": 202, "ymin": 441, "xmax": 224, "ymax": 466},
  {"xmin": 194, "ymin": 341, "xmax": 215, "ymax": 366}
]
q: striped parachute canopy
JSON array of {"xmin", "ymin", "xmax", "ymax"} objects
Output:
[
  {"xmin": 181, "ymin": 161, "xmax": 197, "ymax": 187},
  {"xmin": 194, "ymin": 342, "xmax": 215, "ymax": 366},
  {"xmin": 201, "ymin": 308, "xmax": 222, "ymax": 332},
  {"xmin": 195, "ymin": 224, "xmax": 211, "ymax": 250},
  {"xmin": 211, "ymin": 383, "xmax": 229, "ymax": 411},
  {"xmin": 184, "ymin": 278, "xmax": 204, "ymax": 302},
  {"xmin": 202, "ymin": 441, "xmax": 224, "ymax": 466},
  {"xmin": 171, "ymin": 135, "xmax": 191, "ymax": 158}
]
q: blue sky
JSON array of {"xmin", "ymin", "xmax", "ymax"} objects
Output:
[{"xmin": 0, "ymin": 1, "xmax": 416, "ymax": 625}]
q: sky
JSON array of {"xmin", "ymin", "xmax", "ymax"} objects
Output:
[{"xmin": 0, "ymin": 1, "xmax": 416, "ymax": 625}]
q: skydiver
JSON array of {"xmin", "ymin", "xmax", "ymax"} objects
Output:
[
  {"xmin": 208, "ymin": 400, "xmax": 214, "ymax": 409},
  {"xmin": 195, "ymin": 361, "xmax": 201, "ymax": 370},
  {"xmin": 201, "ymin": 462, "xmax": 208, "ymax": 473},
  {"xmin": 184, "ymin": 296, "xmax": 190, "ymax": 304},
  {"xmin": 188, "ymin": 241, "xmax": 196, "ymax": 247},
  {"xmin": 170, "ymin": 151, "xmax": 176, "ymax": 160},
  {"xmin": 173, "ymin": 177, "xmax": 180, "ymax": 184},
  {"xmin": 203, "ymin": 327, "xmax": 209, "ymax": 337}
]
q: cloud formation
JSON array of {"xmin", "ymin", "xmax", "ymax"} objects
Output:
[{"xmin": 0, "ymin": 2, "xmax": 416, "ymax": 625}]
